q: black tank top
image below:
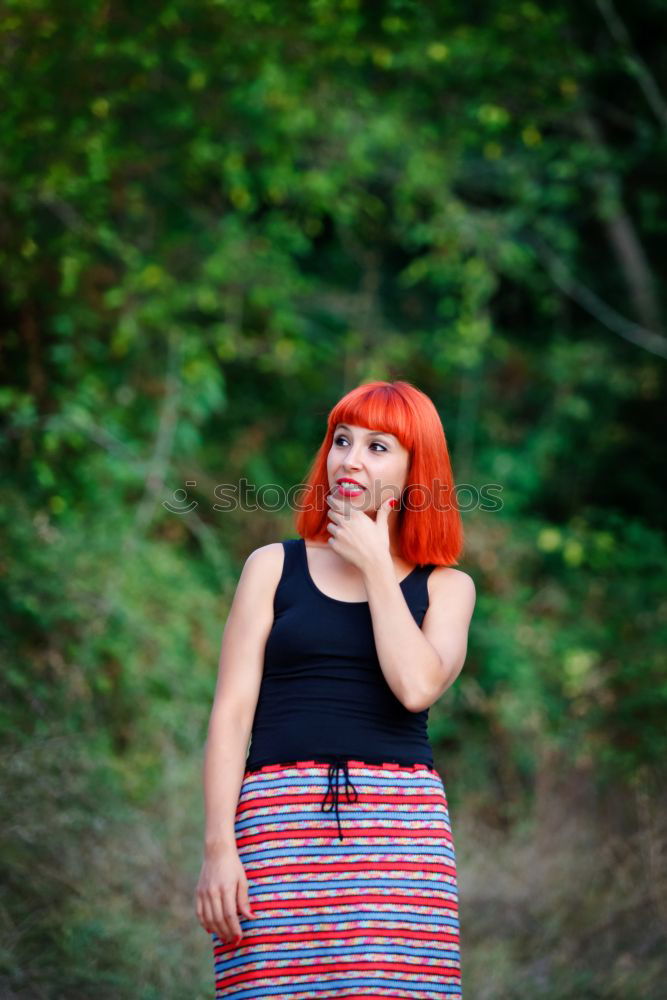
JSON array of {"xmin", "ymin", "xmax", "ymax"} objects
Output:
[{"xmin": 246, "ymin": 538, "xmax": 437, "ymax": 786}]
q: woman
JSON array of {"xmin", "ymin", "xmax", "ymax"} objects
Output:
[{"xmin": 195, "ymin": 379, "xmax": 476, "ymax": 998}]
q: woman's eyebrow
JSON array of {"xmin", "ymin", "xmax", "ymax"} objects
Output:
[{"xmin": 336, "ymin": 424, "xmax": 393, "ymax": 439}]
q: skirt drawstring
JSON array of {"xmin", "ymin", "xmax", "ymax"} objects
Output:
[{"xmin": 320, "ymin": 756, "xmax": 359, "ymax": 841}]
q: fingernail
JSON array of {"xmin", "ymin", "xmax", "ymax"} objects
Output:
[{"xmin": 389, "ymin": 499, "xmax": 397, "ymax": 508}]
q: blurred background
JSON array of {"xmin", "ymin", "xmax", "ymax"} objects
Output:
[{"xmin": 2, "ymin": 1, "xmax": 666, "ymax": 997}]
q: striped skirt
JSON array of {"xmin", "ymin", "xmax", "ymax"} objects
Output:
[{"xmin": 211, "ymin": 758, "xmax": 461, "ymax": 999}]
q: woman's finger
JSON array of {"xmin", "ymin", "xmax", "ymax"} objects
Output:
[
  {"xmin": 237, "ymin": 873, "xmax": 256, "ymax": 921},
  {"xmin": 195, "ymin": 891, "xmax": 207, "ymax": 931},
  {"xmin": 222, "ymin": 884, "xmax": 243, "ymax": 943},
  {"xmin": 208, "ymin": 886, "xmax": 229, "ymax": 940},
  {"xmin": 201, "ymin": 893, "xmax": 219, "ymax": 937}
]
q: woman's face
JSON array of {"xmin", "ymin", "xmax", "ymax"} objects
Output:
[{"xmin": 326, "ymin": 422, "xmax": 410, "ymax": 514}]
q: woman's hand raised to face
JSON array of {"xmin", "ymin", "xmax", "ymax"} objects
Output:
[{"xmin": 325, "ymin": 492, "xmax": 398, "ymax": 574}]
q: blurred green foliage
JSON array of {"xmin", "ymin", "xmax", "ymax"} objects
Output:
[{"xmin": 1, "ymin": 0, "xmax": 666, "ymax": 996}]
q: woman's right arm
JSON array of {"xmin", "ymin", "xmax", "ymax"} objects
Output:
[{"xmin": 194, "ymin": 542, "xmax": 284, "ymax": 945}]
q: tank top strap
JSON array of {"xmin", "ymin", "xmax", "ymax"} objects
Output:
[
  {"xmin": 401, "ymin": 562, "xmax": 436, "ymax": 626},
  {"xmin": 273, "ymin": 537, "xmax": 309, "ymax": 613},
  {"xmin": 281, "ymin": 537, "xmax": 302, "ymax": 574},
  {"xmin": 402, "ymin": 561, "xmax": 436, "ymax": 587}
]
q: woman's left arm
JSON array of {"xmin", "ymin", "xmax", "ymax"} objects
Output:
[{"xmin": 364, "ymin": 560, "xmax": 476, "ymax": 713}]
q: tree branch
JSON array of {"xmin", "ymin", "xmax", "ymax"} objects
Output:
[
  {"xmin": 529, "ymin": 235, "xmax": 667, "ymax": 359},
  {"xmin": 596, "ymin": 0, "xmax": 667, "ymax": 131}
]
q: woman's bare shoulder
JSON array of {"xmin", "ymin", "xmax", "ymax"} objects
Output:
[
  {"xmin": 240, "ymin": 541, "xmax": 285, "ymax": 587},
  {"xmin": 228, "ymin": 542, "xmax": 286, "ymax": 618},
  {"xmin": 428, "ymin": 565, "xmax": 476, "ymax": 604},
  {"xmin": 245, "ymin": 540, "xmax": 286, "ymax": 566}
]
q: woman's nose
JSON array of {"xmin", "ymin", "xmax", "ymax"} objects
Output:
[{"xmin": 343, "ymin": 445, "xmax": 365, "ymax": 467}]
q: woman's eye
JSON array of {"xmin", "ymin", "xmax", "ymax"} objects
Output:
[{"xmin": 333, "ymin": 435, "xmax": 386, "ymax": 452}]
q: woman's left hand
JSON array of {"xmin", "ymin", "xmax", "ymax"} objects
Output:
[{"xmin": 325, "ymin": 491, "xmax": 398, "ymax": 574}]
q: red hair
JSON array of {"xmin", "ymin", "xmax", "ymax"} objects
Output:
[{"xmin": 294, "ymin": 380, "xmax": 464, "ymax": 567}]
